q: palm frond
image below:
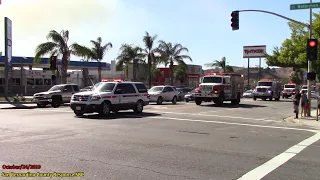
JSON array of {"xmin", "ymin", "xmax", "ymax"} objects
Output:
[
  {"xmin": 34, "ymin": 42, "xmax": 58, "ymax": 63},
  {"xmin": 46, "ymin": 30, "xmax": 67, "ymax": 50},
  {"xmin": 71, "ymin": 43, "xmax": 93, "ymax": 60}
]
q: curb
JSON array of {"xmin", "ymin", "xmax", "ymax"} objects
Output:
[{"xmin": 284, "ymin": 110, "xmax": 320, "ymax": 129}]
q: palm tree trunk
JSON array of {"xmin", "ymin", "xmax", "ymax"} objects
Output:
[
  {"xmin": 148, "ymin": 55, "xmax": 152, "ymax": 88},
  {"xmin": 98, "ymin": 61, "xmax": 102, "ymax": 82},
  {"xmin": 82, "ymin": 68, "xmax": 89, "ymax": 87},
  {"xmin": 61, "ymin": 56, "xmax": 68, "ymax": 84},
  {"xmin": 169, "ymin": 60, "xmax": 174, "ymax": 86},
  {"xmin": 132, "ymin": 60, "xmax": 137, "ymax": 81}
]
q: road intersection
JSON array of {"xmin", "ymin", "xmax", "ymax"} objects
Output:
[{"xmin": 0, "ymin": 99, "xmax": 319, "ymax": 179}]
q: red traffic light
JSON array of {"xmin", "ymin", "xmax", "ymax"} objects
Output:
[{"xmin": 309, "ymin": 40, "xmax": 317, "ymax": 47}]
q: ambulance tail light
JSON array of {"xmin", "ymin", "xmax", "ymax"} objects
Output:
[{"xmin": 144, "ymin": 94, "xmax": 150, "ymax": 99}]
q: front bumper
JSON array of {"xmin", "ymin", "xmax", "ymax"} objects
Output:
[
  {"xmin": 70, "ymin": 103, "xmax": 100, "ymax": 113},
  {"xmin": 32, "ymin": 97, "xmax": 52, "ymax": 103},
  {"xmin": 194, "ymin": 93, "xmax": 219, "ymax": 98},
  {"xmin": 253, "ymin": 92, "xmax": 272, "ymax": 98}
]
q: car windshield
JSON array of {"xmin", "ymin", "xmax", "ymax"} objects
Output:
[
  {"xmin": 48, "ymin": 85, "xmax": 64, "ymax": 91},
  {"xmin": 284, "ymin": 84, "xmax": 295, "ymax": 89},
  {"xmin": 94, "ymin": 82, "xmax": 116, "ymax": 92},
  {"xmin": 302, "ymin": 86, "xmax": 308, "ymax": 89},
  {"xmin": 202, "ymin": 77, "xmax": 222, "ymax": 83},
  {"xmin": 149, "ymin": 86, "xmax": 164, "ymax": 92},
  {"xmin": 257, "ymin": 82, "xmax": 272, "ymax": 86}
]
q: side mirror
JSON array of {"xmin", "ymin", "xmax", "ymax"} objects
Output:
[{"xmin": 64, "ymin": 89, "xmax": 68, "ymax": 92}]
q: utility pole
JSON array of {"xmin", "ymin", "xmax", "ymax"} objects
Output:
[{"xmin": 307, "ymin": 0, "xmax": 313, "ymax": 116}]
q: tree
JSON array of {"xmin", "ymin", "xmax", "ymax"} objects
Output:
[
  {"xmin": 143, "ymin": 32, "xmax": 158, "ymax": 88},
  {"xmin": 72, "ymin": 37, "xmax": 112, "ymax": 82},
  {"xmin": 156, "ymin": 41, "xmax": 192, "ymax": 85},
  {"xmin": 204, "ymin": 57, "xmax": 234, "ymax": 73},
  {"xmin": 174, "ymin": 62, "xmax": 188, "ymax": 86},
  {"xmin": 35, "ymin": 30, "xmax": 75, "ymax": 84},
  {"xmin": 265, "ymin": 12, "xmax": 320, "ymax": 77},
  {"xmin": 116, "ymin": 44, "xmax": 145, "ymax": 81}
]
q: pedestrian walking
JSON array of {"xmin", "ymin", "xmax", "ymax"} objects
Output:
[{"xmin": 301, "ymin": 91, "xmax": 307, "ymax": 117}]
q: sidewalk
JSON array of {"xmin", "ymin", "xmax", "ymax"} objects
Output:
[{"xmin": 284, "ymin": 109, "xmax": 320, "ymax": 129}]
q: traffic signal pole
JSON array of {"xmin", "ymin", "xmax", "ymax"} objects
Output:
[{"xmin": 307, "ymin": 0, "xmax": 313, "ymax": 117}]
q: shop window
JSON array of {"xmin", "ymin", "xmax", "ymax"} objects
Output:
[
  {"xmin": 44, "ymin": 79, "xmax": 51, "ymax": 85},
  {"xmin": 0, "ymin": 78, "xmax": 4, "ymax": 85},
  {"xmin": 27, "ymin": 78, "xmax": 34, "ymax": 86},
  {"xmin": 12, "ymin": 78, "xmax": 21, "ymax": 85},
  {"xmin": 35, "ymin": 78, "xmax": 43, "ymax": 85}
]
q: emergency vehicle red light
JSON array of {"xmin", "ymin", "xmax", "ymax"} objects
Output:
[
  {"xmin": 309, "ymin": 40, "xmax": 316, "ymax": 47},
  {"xmin": 113, "ymin": 79, "xmax": 122, "ymax": 82}
]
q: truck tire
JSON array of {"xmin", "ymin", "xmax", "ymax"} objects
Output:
[
  {"xmin": 215, "ymin": 93, "xmax": 224, "ymax": 106},
  {"xmin": 51, "ymin": 96, "xmax": 62, "ymax": 108},
  {"xmin": 172, "ymin": 96, "xmax": 177, "ymax": 105},
  {"xmin": 195, "ymin": 98, "xmax": 202, "ymax": 105},
  {"xmin": 231, "ymin": 93, "xmax": 240, "ymax": 105},
  {"xmin": 134, "ymin": 100, "xmax": 144, "ymax": 113},
  {"xmin": 74, "ymin": 111, "xmax": 84, "ymax": 116},
  {"xmin": 253, "ymin": 97, "xmax": 257, "ymax": 101},
  {"xmin": 269, "ymin": 96, "xmax": 272, "ymax": 101},
  {"xmin": 99, "ymin": 101, "xmax": 111, "ymax": 117}
]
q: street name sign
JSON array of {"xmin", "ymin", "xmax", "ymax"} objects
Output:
[{"xmin": 290, "ymin": 2, "xmax": 320, "ymax": 10}]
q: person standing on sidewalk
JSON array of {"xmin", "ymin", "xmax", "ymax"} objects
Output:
[
  {"xmin": 301, "ymin": 91, "xmax": 307, "ymax": 117},
  {"xmin": 293, "ymin": 91, "xmax": 300, "ymax": 119}
]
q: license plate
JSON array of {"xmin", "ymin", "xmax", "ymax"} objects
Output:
[
  {"xmin": 76, "ymin": 106, "xmax": 81, "ymax": 111},
  {"xmin": 287, "ymin": 92, "xmax": 290, "ymax": 95}
]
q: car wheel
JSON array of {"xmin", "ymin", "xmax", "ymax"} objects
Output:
[
  {"xmin": 195, "ymin": 98, "xmax": 202, "ymax": 105},
  {"xmin": 51, "ymin": 97, "xmax": 61, "ymax": 108},
  {"xmin": 185, "ymin": 99, "xmax": 189, "ymax": 102},
  {"xmin": 37, "ymin": 103, "xmax": 46, "ymax": 108},
  {"xmin": 157, "ymin": 97, "xmax": 163, "ymax": 105},
  {"xmin": 99, "ymin": 101, "xmax": 111, "ymax": 116},
  {"xmin": 134, "ymin": 100, "xmax": 144, "ymax": 113},
  {"xmin": 178, "ymin": 96, "xmax": 182, "ymax": 101},
  {"xmin": 172, "ymin": 96, "xmax": 177, "ymax": 105}
]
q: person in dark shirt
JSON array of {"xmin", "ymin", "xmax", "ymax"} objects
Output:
[{"xmin": 293, "ymin": 92, "xmax": 300, "ymax": 118}]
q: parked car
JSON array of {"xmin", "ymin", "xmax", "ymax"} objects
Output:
[
  {"xmin": 243, "ymin": 89, "xmax": 253, "ymax": 98},
  {"xmin": 148, "ymin": 85, "xmax": 179, "ymax": 105},
  {"xmin": 176, "ymin": 87, "xmax": 193, "ymax": 101},
  {"xmin": 33, "ymin": 84, "xmax": 80, "ymax": 108},
  {"xmin": 184, "ymin": 89, "xmax": 195, "ymax": 102},
  {"xmin": 80, "ymin": 86, "xmax": 93, "ymax": 92}
]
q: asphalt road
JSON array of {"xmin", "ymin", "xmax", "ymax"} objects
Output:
[{"xmin": 0, "ymin": 98, "xmax": 320, "ymax": 180}]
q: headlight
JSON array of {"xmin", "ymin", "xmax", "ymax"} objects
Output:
[
  {"xmin": 267, "ymin": 90, "xmax": 272, "ymax": 94},
  {"xmin": 91, "ymin": 95, "xmax": 101, "ymax": 101}
]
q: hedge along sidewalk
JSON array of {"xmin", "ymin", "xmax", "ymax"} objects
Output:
[{"xmin": 284, "ymin": 109, "xmax": 320, "ymax": 130}]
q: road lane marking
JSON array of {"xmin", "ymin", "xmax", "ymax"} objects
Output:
[
  {"xmin": 238, "ymin": 132, "xmax": 320, "ymax": 180},
  {"xmin": 146, "ymin": 111, "xmax": 280, "ymax": 122},
  {"xmin": 148, "ymin": 116, "xmax": 317, "ymax": 132}
]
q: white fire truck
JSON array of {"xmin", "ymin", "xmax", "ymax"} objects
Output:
[
  {"xmin": 282, "ymin": 83, "xmax": 298, "ymax": 99},
  {"xmin": 252, "ymin": 79, "xmax": 281, "ymax": 101},
  {"xmin": 193, "ymin": 73, "xmax": 244, "ymax": 106}
]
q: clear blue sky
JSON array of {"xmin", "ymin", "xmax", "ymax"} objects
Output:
[{"xmin": 0, "ymin": 0, "xmax": 318, "ymax": 69}]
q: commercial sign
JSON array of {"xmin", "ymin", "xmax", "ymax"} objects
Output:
[
  {"xmin": 243, "ymin": 45, "xmax": 266, "ymax": 58},
  {"xmin": 5, "ymin": 17, "xmax": 12, "ymax": 67}
]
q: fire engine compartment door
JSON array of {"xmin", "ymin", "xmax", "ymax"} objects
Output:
[
  {"xmin": 223, "ymin": 77, "xmax": 232, "ymax": 99},
  {"xmin": 230, "ymin": 77, "xmax": 236, "ymax": 98}
]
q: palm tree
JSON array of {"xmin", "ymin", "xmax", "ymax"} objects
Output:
[
  {"xmin": 156, "ymin": 40, "xmax": 192, "ymax": 85},
  {"xmin": 143, "ymin": 32, "xmax": 158, "ymax": 88},
  {"xmin": 204, "ymin": 57, "xmax": 234, "ymax": 73},
  {"xmin": 116, "ymin": 44, "xmax": 145, "ymax": 81},
  {"xmin": 174, "ymin": 62, "xmax": 188, "ymax": 86},
  {"xmin": 35, "ymin": 30, "xmax": 75, "ymax": 84}
]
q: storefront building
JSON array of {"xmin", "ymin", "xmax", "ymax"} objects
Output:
[{"xmin": 152, "ymin": 64, "xmax": 203, "ymax": 88}]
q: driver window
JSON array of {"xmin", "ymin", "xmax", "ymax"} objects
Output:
[
  {"xmin": 114, "ymin": 84, "xmax": 125, "ymax": 94},
  {"xmin": 64, "ymin": 85, "xmax": 73, "ymax": 92},
  {"xmin": 223, "ymin": 77, "xmax": 230, "ymax": 84}
]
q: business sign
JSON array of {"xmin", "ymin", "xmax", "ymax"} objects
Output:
[
  {"xmin": 243, "ymin": 45, "xmax": 266, "ymax": 58},
  {"xmin": 5, "ymin": 17, "xmax": 12, "ymax": 67}
]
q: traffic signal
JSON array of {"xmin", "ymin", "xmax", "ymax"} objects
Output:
[
  {"xmin": 307, "ymin": 39, "xmax": 318, "ymax": 61},
  {"xmin": 307, "ymin": 72, "xmax": 316, "ymax": 81},
  {"xmin": 50, "ymin": 56, "xmax": 57, "ymax": 70},
  {"xmin": 231, "ymin": 11, "xmax": 239, "ymax": 31}
]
